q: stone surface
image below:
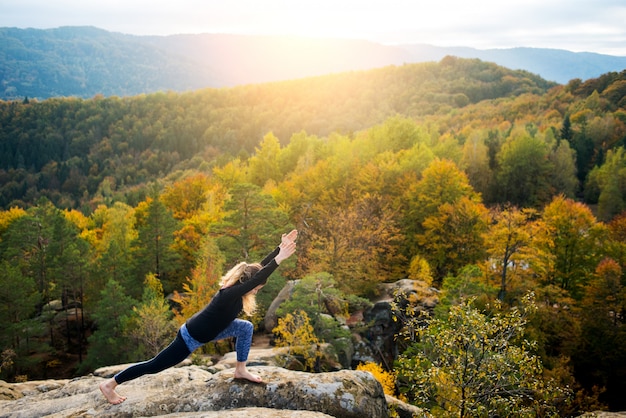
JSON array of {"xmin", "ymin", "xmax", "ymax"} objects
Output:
[{"xmin": 0, "ymin": 365, "xmax": 388, "ymax": 418}]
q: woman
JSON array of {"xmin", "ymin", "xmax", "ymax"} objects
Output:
[{"xmin": 99, "ymin": 229, "xmax": 298, "ymax": 404}]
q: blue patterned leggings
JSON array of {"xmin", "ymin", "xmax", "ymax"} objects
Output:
[{"xmin": 114, "ymin": 319, "xmax": 254, "ymax": 384}]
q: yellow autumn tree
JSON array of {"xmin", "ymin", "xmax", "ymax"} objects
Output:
[
  {"xmin": 533, "ymin": 195, "xmax": 607, "ymax": 299},
  {"xmin": 482, "ymin": 205, "xmax": 538, "ymax": 301},
  {"xmin": 418, "ymin": 195, "xmax": 490, "ymax": 283},
  {"xmin": 171, "ymin": 237, "xmax": 224, "ymax": 324},
  {"xmin": 356, "ymin": 362, "xmax": 396, "ymax": 396},
  {"xmin": 125, "ymin": 273, "xmax": 176, "ymax": 358},
  {"xmin": 0, "ymin": 207, "xmax": 26, "ymax": 236},
  {"xmin": 273, "ymin": 310, "xmax": 320, "ymax": 371}
]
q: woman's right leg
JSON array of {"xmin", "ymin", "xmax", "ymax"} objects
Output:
[
  {"xmin": 114, "ymin": 330, "xmax": 191, "ymax": 384},
  {"xmin": 100, "ymin": 330, "xmax": 191, "ymax": 404}
]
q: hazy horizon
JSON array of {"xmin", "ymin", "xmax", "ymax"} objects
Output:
[{"xmin": 1, "ymin": 0, "xmax": 625, "ymax": 56}]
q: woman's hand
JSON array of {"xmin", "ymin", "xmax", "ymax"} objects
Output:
[
  {"xmin": 281, "ymin": 229, "xmax": 298, "ymax": 246},
  {"xmin": 275, "ymin": 240, "xmax": 296, "ymax": 265}
]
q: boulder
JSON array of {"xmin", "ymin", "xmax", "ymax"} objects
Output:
[
  {"xmin": 0, "ymin": 380, "xmax": 24, "ymax": 400},
  {"xmin": 264, "ymin": 280, "xmax": 298, "ymax": 333},
  {"xmin": 0, "ymin": 365, "xmax": 388, "ymax": 418},
  {"xmin": 385, "ymin": 394, "xmax": 429, "ymax": 418}
]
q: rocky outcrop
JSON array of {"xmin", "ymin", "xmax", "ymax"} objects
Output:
[
  {"xmin": 0, "ymin": 365, "xmax": 388, "ymax": 418},
  {"xmin": 355, "ymin": 279, "xmax": 439, "ymax": 368},
  {"xmin": 264, "ymin": 280, "xmax": 298, "ymax": 333}
]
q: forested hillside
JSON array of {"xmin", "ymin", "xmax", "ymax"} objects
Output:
[
  {"xmin": 3, "ymin": 26, "xmax": 626, "ymax": 101},
  {"xmin": 1, "ymin": 58, "xmax": 626, "ymax": 415},
  {"xmin": 0, "ymin": 58, "xmax": 557, "ymax": 210}
]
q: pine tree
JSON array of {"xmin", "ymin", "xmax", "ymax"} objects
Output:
[{"xmin": 81, "ymin": 279, "xmax": 137, "ymax": 372}]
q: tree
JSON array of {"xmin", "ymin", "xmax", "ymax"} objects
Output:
[
  {"xmin": 133, "ymin": 196, "xmax": 181, "ymax": 295},
  {"xmin": 273, "ymin": 310, "xmax": 320, "ymax": 371},
  {"xmin": 161, "ymin": 173, "xmax": 227, "ymax": 278},
  {"xmin": 160, "ymin": 172, "xmax": 221, "ymax": 221},
  {"xmin": 0, "ymin": 207, "xmax": 27, "ymax": 235},
  {"xmin": 548, "ymin": 139, "xmax": 579, "ymax": 199},
  {"xmin": 482, "ymin": 206, "xmax": 538, "ymax": 301},
  {"xmin": 534, "ymin": 195, "xmax": 607, "ymax": 299},
  {"xmin": 402, "ymin": 158, "xmax": 480, "ymax": 262},
  {"xmin": 306, "ymin": 193, "xmax": 402, "ymax": 295},
  {"xmin": 570, "ymin": 118, "xmax": 595, "ymax": 186},
  {"xmin": 81, "ymin": 279, "xmax": 137, "ymax": 372},
  {"xmin": 0, "ymin": 202, "xmax": 58, "ymax": 306},
  {"xmin": 606, "ymin": 212, "xmax": 626, "ymax": 270},
  {"xmin": 0, "ymin": 260, "xmax": 40, "ymax": 380},
  {"xmin": 90, "ymin": 202, "xmax": 138, "ymax": 298},
  {"xmin": 210, "ymin": 183, "xmax": 290, "ymax": 265},
  {"xmin": 47, "ymin": 209, "xmax": 91, "ymax": 362},
  {"xmin": 248, "ymin": 132, "xmax": 283, "ymax": 187},
  {"xmin": 171, "ymin": 237, "xmax": 225, "ymax": 324},
  {"xmin": 125, "ymin": 273, "xmax": 176, "ymax": 359},
  {"xmin": 573, "ymin": 258, "xmax": 626, "ymax": 410},
  {"xmin": 460, "ymin": 131, "xmax": 493, "ymax": 201},
  {"xmin": 364, "ymin": 116, "xmax": 429, "ymax": 154},
  {"xmin": 395, "ymin": 294, "xmax": 568, "ymax": 417},
  {"xmin": 560, "ymin": 114, "xmax": 573, "ymax": 142},
  {"xmin": 418, "ymin": 196, "xmax": 489, "ymax": 282},
  {"xmin": 495, "ymin": 133, "xmax": 553, "ymax": 207},
  {"xmin": 586, "ymin": 147, "xmax": 626, "ymax": 221}
]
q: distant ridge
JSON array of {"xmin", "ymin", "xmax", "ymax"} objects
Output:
[
  {"xmin": 1, "ymin": 26, "xmax": 626, "ymax": 100},
  {"xmin": 400, "ymin": 44, "xmax": 626, "ymax": 85}
]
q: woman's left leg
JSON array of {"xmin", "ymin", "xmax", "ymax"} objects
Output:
[{"xmin": 213, "ymin": 319, "xmax": 261, "ymax": 382}]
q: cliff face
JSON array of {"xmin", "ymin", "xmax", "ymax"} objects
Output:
[{"xmin": 0, "ymin": 365, "xmax": 390, "ymax": 418}]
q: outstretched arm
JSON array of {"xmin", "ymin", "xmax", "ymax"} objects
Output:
[{"xmin": 259, "ymin": 229, "xmax": 298, "ymax": 266}]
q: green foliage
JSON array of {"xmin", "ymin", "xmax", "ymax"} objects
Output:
[
  {"xmin": 211, "ymin": 182, "xmax": 291, "ymax": 265},
  {"xmin": 248, "ymin": 132, "xmax": 283, "ymax": 187},
  {"xmin": 132, "ymin": 196, "xmax": 182, "ymax": 295},
  {"xmin": 0, "ymin": 55, "xmax": 626, "ymax": 410},
  {"xmin": 124, "ymin": 274, "xmax": 177, "ymax": 359},
  {"xmin": 171, "ymin": 237, "xmax": 224, "ymax": 324},
  {"xmin": 535, "ymin": 196, "xmax": 608, "ymax": 299},
  {"xmin": 277, "ymin": 272, "xmax": 351, "ymax": 324},
  {"xmin": 586, "ymin": 147, "xmax": 626, "ymax": 221},
  {"xmin": 276, "ymin": 272, "xmax": 367, "ymax": 347},
  {"xmin": 433, "ymin": 265, "xmax": 497, "ymax": 319},
  {"xmin": 495, "ymin": 133, "xmax": 553, "ymax": 207},
  {"xmin": 81, "ymin": 279, "xmax": 137, "ymax": 372},
  {"xmin": 396, "ymin": 294, "xmax": 570, "ymax": 417},
  {"xmin": 0, "ymin": 58, "xmax": 557, "ymax": 210},
  {"xmin": 0, "ymin": 260, "xmax": 41, "ymax": 380},
  {"xmin": 89, "ymin": 202, "xmax": 137, "ymax": 299},
  {"xmin": 573, "ymin": 258, "xmax": 626, "ymax": 408}
]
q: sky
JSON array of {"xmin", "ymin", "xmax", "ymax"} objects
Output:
[{"xmin": 2, "ymin": 0, "xmax": 626, "ymax": 56}]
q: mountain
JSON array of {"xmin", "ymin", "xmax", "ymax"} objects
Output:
[
  {"xmin": 1, "ymin": 26, "xmax": 626, "ymax": 100},
  {"xmin": 399, "ymin": 44, "xmax": 626, "ymax": 85}
]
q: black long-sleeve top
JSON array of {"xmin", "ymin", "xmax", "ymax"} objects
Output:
[{"xmin": 185, "ymin": 247, "xmax": 280, "ymax": 343}]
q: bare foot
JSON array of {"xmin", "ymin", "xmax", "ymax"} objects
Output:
[
  {"xmin": 234, "ymin": 368, "xmax": 263, "ymax": 383},
  {"xmin": 99, "ymin": 379, "xmax": 127, "ymax": 404}
]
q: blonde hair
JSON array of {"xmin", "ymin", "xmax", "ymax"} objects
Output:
[{"xmin": 220, "ymin": 262, "xmax": 262, "ymax": 316}]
